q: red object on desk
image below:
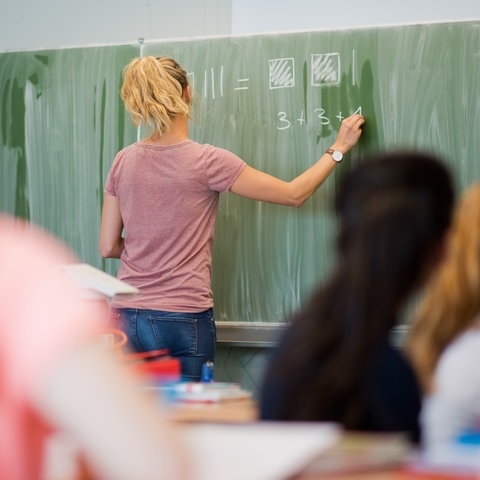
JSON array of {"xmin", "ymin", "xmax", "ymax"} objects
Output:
[
  {"xmin": 124, "ymin": 349, "xmax": 181, "ymax": 383},
  {"xmin": 103, "ymin": 329, "xmax": 182, "ymax": 382},
  {"xmin": 132, "ymin": 356, "xmax": 181, "ymax": 383},
  {"xmin": 123, "ymin": 349, "xmax": 170, "ymax": 362}
]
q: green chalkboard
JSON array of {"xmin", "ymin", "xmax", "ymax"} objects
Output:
[
  {"xmin": 0, "ymin": 45, "xmax": 138, "ymax": 273},
  {"xmin": 1, "ymin": 21, "xmax": 480, "ymax": 325}
]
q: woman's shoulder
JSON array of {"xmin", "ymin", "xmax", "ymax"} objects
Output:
[
  {"xmin": 111, "ymin": 142, "xmax": 139, "ymax": 162},
  {"xmin": 195, "ymin": 142, "xmax": 243, "ymax": 159}
]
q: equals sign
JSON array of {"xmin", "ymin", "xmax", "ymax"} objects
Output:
[{"xmin": 234, "ymin": 78, "xmax": 250, "ymax": 91}]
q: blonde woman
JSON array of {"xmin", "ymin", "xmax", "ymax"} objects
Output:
[
  {"xmin": 407, "ymin": 183, "xmax": 480, "ymax": 450},
  {"xmin": 99, "ymin": 56, "xmax": 364, "ymax": 380}
]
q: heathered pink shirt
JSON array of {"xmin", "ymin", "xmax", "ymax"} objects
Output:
[{"xmin": 105, "ymin": 140, "xmax": 246, "ymax": 312}]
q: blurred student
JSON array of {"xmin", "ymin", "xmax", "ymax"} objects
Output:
[
  {"xmin": 407, "ymin": 183, "xmax": 480, "ymax": 450},
  {"xmin": 0, "ymin": 214, "xmax": 188, "ymax": 480},
  {"xmin": 259, "ymin": 151, "xmax": 454, "ymax": 443}
]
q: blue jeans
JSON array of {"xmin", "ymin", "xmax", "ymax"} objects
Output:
[{"xmin": 111, "ymin": 307, "xmax": 216, "ymax": 382}]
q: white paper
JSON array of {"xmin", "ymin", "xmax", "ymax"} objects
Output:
[
  {"xmin": 60, "ymin": 263, "xmax": 138, "ymax": 298},
  {"xmin": 181, "ymin": 422, "xmax": 342, "ymax": 480}
]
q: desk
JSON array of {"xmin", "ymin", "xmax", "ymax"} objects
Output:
[
  {"xmin": 298, "ymin": 468, "xmax": 478, "ymax": 480},
  {"xmin": 171, "ymin": 400, "xmax": 477, "ymax": 480},
  {"xmin": 46, "ymin": 397, "xmax": 476, "ymax": 480},
  {"xmin": 168, "ymin": 398, "xmax": 258, "ymax": 424}
]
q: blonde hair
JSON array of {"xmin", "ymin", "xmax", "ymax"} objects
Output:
[
  {"xmin": 121, "ymin": 56, "xmax": 190, "ymax": 136},
  {"xmin": 407, "ymin": 183, "xmax": 480, "ymax": 392}
]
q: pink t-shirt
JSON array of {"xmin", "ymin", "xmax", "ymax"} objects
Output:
[
  {"xmin": 0, "ymin": 216, "xmax": 105, "ymax": 480},
  {"xmin": 104, "ymin": 140, "xmax": 246, "ymax": 312}
]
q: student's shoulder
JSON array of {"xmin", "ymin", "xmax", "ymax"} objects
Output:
[
  {"xmin": 376, "ymin": 340, "xmax": 408, "ymax": 362},
  {"xmin": 435, "ymin": 328, "xmax": 480, "ymax": 398},
  {"xmin": 440, "ymin": 328, "xmax": 480, "ymax": 369},
  {"xmin": 373, "ymin": 341, "xmax": 416, "ymax": 378}
]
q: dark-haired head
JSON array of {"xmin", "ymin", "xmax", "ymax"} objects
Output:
[
  {"xmin": 336, "ymin": 150, "xmax": 454, "ymax": 315},
  {"xmin": 261, "ymin": 150, "xmax": 454, "ymax": 429},
  {"xmin": 337, "ymin": 151, "xmax": 453, "ymax": 251}
]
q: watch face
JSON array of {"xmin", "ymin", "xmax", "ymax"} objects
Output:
[{"xmin": 332, "ymin": 150, "xmax": 343, "ymax": 162}]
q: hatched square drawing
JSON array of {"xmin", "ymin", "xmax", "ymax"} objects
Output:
[
  {"xmin": 311, "ymin": 53, "xmax": 340, "ymax": 86},
  {"xmin": 268, "ymin": 58, "xmax": 295, "ymax": 89}
]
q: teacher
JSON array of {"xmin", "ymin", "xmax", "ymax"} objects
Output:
[{"xmin": 99, "ymin": 55, "xmax": 364, "ymax": 381}]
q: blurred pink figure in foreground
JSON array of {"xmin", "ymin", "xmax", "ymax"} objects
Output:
[{"xmin": 0, "ymin": 214, "xmax": 188, "ymax": 480}]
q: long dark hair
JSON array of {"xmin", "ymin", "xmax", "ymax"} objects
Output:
[{"xmin": 264, "ymin": 151, "xmax": 454, "ymax": 427}]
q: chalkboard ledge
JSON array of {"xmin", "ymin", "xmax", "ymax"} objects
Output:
[
  {"xmin": 215, "ymin": 322, "xmax": 409, "ymax": 349},
  {"xmin": 216, "ymin": 322, "xmax": 286, "ymax": 348}
]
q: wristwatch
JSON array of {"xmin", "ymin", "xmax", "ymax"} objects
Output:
[{"xmin": 326, "ymin": 148, "xmax": 343, "ymax": 162}]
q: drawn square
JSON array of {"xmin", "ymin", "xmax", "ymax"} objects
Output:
[
  {"xmin": 268, "ymin": 58, "xmax": 295, "ymax": 89},
  {"xmin": 311, "ymin": 53, "xmax": 340, "ymax": 86}
]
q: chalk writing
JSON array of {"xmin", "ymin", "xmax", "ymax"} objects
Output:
[
  {"xmin": 190, "ymin": 49, "xmax": 357, "ymax": 100},
  {"xmin": 234, "ymin": 78, "xmax": 250, "ymax": 91},
  {"xmin": 268, "ymin": 58, "xmax": 295, "ymax": 89},
  {"xmin": 311, "ymin": 53, "xmax": 340, "ymax": 86},
  {"xmin": 276, "ymin": 106, "xmax": 363, "ymax": 131}
]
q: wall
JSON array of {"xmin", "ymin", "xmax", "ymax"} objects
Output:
[
  {"xmin": 231, "ymin": 0, "xmax": 480, "ymax": 34},
  {"xmin": 2, "ymin": 0, "xmax": 480, "ymax": 52},
  {"xmin": 0, "ymin": 0, "xmax": 232, "ymax": 52}
]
